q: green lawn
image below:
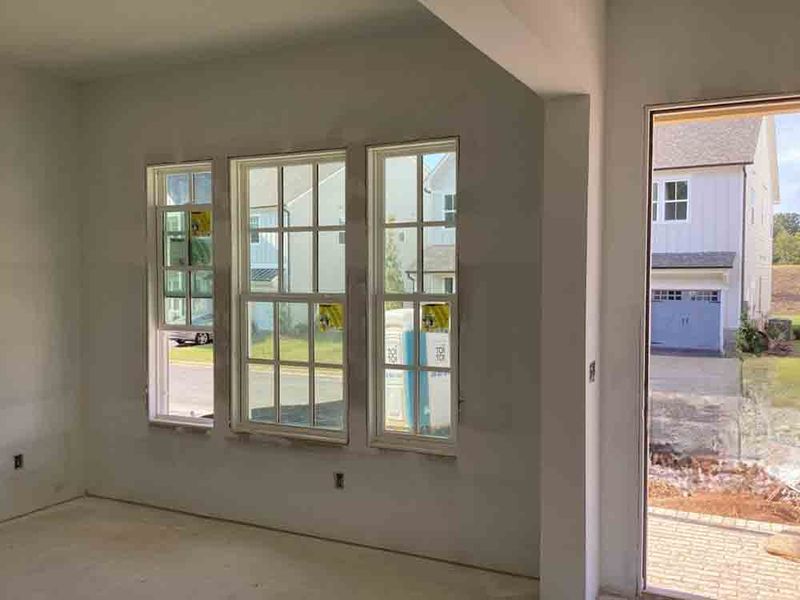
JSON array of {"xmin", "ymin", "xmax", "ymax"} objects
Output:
[
  {"xmin": 170, "ymin": 334, "xmax": 343, "ymax": 365},
  {"xmin": 743, "ymin": 353, "xmax": 800, "ymax": 409}
]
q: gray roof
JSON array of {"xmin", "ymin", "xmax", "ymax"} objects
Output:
[
  {"xmin": 651, "ymin": 252, "xmax": 736, "ymax": 269},
  {"xmin": 653, "ymin": 117, "xmax": 762, "ymax": 169}
]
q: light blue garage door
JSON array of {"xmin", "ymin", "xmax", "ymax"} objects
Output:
[{"xmin": 650, "ymin": 289, "xmax": 721, "ymax": 351}]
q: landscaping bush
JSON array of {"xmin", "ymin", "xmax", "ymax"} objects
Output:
[{"xmin": 737, "ymin": 312, "xmax": 768, "ymax": 355}]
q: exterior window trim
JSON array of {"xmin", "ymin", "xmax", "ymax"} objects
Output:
[
  {"xmin": 661, "ymin": 177, "xmax": 690, "ymax": 223},
  {"xmin": 146, "ymin": 161, "xmax": 215, "ymax": 429},
  {"xmin": 229, "ymin": 149, "xmax": 348, "ymax": 444},
  {"xmin": 367, "ymin": 138, "xmax": 459, "ymax": 456}
]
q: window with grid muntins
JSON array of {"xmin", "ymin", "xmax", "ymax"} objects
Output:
[
  {"xmin": 664, "ymin": 180, "xmax": 688, "ymax": 221},
  {"xmin": 369, "ymin": 139, "xmax": 458, "ymax": 454},
  {"xmin": 689, "ymin": 290, "xmax": 720, "ymax": 303},
  {"xmin": 652, "ymin": 290, "xmax": 683, "ymax": 301},
  {"xmin": 231, "ymin": 150, "xmax": 347, "ymax": 441},
  {"xmin": 147, "ymin": 163, "xmax": 215, "ymax": 425}
]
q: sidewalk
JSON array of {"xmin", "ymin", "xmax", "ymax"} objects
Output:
[{"xmin": 648, "ymin": 511, "xmax": 800, "ymax": 599}]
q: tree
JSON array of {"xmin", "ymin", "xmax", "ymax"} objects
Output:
[
  {"xmin": 774, "ymin": 212, "xmax": 800, "ymax": 236},
  {"xmin": 384, "ymin": 229, "xmax": 406, "ymax": 308},
  {"xmin": 773, "ymin": 228, "xmax": 800, "ymax": 264}
]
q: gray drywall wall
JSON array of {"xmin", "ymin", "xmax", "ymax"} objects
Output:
[
  {"xmin": 0, "ymin": 67, "xmax": 83, "ymax": 520},
  {"xmin": 79, "ymin": 15, "xmax": 543, "ymax": 575},
  {"xmin": 603, "ymin": 0, "xmax": 800, "ymax": 595}
]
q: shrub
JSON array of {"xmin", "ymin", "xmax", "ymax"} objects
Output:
[
  {"xmin": 736, "ymin": 312, "xmax": 768, "ymax": 355},
  {"xmin": 793, "ymin": 324, "xmax": 800, "ymax": 341}
]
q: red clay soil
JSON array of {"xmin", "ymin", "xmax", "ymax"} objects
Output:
[{"xmin": 649, "ymin": 482, "xmax": 800, "ymax": 525}]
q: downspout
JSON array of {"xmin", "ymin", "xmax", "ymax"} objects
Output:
[{"xmin": 740, "ymin": 166, "xmax": 748, "ymax": 319}]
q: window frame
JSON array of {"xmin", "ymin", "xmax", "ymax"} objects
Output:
[
  {"xmin": 230, "ymin": 149, "xmax": 348, "ymax": 443},
  {"xmin": 146, "ymin": 161, "xmax": 215, "ymax": 428},
  {"xmin": 367, "ymin": 138, "xmax": 459, "ymax": 456},
  {"xmin": 661, "ymin": 178, "xmax": 690, "ymax": 222}
]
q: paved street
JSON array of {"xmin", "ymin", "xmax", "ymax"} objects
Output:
[
  {"xmin": 650, "ymin": 354, "xmax": 741, "ymax": 395},
  {"xmin": 648, "ymin": 511, "xmax": 800, "ymax": 599}
]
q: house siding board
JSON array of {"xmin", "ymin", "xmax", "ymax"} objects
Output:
[{"xmin": 651, "ymin": 165, "xmax": 744, "ymax": 333}]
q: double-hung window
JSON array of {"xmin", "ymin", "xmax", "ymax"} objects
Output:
[
  {"xmin": 146, "ymin": 163, "xmax": 215, "ymax": 426},
  {"xmin": 663, "ymin": 180, "xmax": 689, "ymax": 221},
  {"xmin": 231, "ymin": 150, "xmax": 347, "ymax": 442},
  {"xmin": 368, "ymin": 139, "xmax": 458, "ymax": 454}
]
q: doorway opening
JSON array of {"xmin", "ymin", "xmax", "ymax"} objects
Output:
[{"xmin": 644, "ymin": 97, "xmax": 800, "ymax": 599}]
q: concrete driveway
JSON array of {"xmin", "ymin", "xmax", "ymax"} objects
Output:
[{"xmin": 650, "ymin": 354, "xmax": 741, "ymax": 396}]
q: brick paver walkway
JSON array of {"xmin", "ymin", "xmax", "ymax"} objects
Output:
[{"xmin": 648, "ymin": 511, "xmax": 800, "ymax": 599}]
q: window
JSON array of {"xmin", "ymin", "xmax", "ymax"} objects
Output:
[
  {"xmin": 368, "ymin": 139, "xmax": 458, "ymax": 454},
  {"xmin": 146, "ymin": 164, "xmax": 214, "ymax": 426},
  {"xmin": 651, "ymin": 182, "xmax": 658, "ymax": 221},
  {"xmin": 652, "ymin": 289, "xmax": 683, "ymax": 301},
  {"xmin": 664, "ymin": 180, "xmax": 688, "ymax": 221},
  {"xmin": 688, "ymin": 290, "xmax": 719, "ymax": 303},
  {"xmin": 231, "ymin": 150, "xmax": 347, "ymax": 441}
]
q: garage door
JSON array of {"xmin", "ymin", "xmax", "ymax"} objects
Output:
[{"xmin": 650, "ymin": 289, "xmax": 721, "ymax": 351}]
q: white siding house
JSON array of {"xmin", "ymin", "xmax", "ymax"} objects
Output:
[{"xmin": 650, "ymin": 116, "xmax": 780, "ymax": 353}]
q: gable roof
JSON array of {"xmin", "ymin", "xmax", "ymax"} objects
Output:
[
  {"xmin": 651, "ymin": 252, "xmax": 736, "ymax": 269},
  {"xmin": 653, "ymin": 117, "xmax": 762, "ymax": 169}
]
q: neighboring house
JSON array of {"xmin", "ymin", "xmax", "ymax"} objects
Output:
[{"xmin": 650, "ymin": 116, "xmax": 780, "ymax": 353}]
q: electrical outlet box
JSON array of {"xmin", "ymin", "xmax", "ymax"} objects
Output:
[
  {"xmin": 13, "ymin": 454, "xmax": 23, "ymax": 470},
  {"xmin": 334, "ymin": 472, "xmax": 344, "ymax": 489}
]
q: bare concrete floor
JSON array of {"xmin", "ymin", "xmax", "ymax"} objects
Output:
[{"xmin": 0, "ymin": 497, "xmax": 538, "ymax": 600}]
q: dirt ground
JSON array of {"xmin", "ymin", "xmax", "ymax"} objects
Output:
[
  {"xmin": 771, "ymin": 264, "xmax": 800, "ymax": 315},
  {"xmin": 649, "ymin": 455, "xmax": 800, "ymax": 525}
]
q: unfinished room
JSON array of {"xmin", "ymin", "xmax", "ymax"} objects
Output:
[{"xmin": 2, "ymin": 1, "xmax": 800, "ymax": 599}]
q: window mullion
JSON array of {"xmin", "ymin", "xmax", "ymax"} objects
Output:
[
  {"xmin": 308, "ymin": 302, "xmax": 316, "ymax": 427},
  {"xmin": 274, "ymin": 301, "xmax": 280, "ymax": 424}
]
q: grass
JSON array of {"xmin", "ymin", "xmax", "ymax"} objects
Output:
[
  {"xmin": 170, "ymin": 334, "xmax": 343, "ymax": 365},
  {"xmin": 742, "ymin": 353, "xmax": 800, "ymax": 409},
  {"xmin": 772, "ymin": 314, "xmax": 800, "ymax": 327}
]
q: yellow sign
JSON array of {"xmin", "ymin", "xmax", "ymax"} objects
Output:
[
  {"xmin": 191, "ymin": 211, "xmax": 212, "ymax": 237},
  {"xmin": 318, "ymin": 303, "xmax": 344, "ymax": 331},
  {"xmin": 421, "ymin": 303, "xmax": 449, "ymax": 332}
]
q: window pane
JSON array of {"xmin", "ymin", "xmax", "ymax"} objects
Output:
[
  {"xmin": 422, "ymin": 152, "xmax": 456, "ymax": 222},
  {"xmin": 164, "ymin": 271, "xmax": 186, "ymax": 299},
  {"xmin": 193, "ymin": 172, "xmax": 212, "ymax": 204},
  {"xmin": 677, "ymin": 180, "xmax": 688, "ymax": 199},
  {"xmin": 164, "ymin": 212, "xmax": 188, "ymax": 267},
  {"xmin": 165, "ymin": 332, "xmax": 214, "ymax": 418},
  {"xmin": 384, "ymin": 155, "xmax": 417, "ymax": 223},
  {"xmin": 190, "ymin": 211, "xmax": 213, "ymax": 266},
  {"xmin": 283, "ymin": 231, "xmax": 313, "ymax": 293},
  {"xmin": 384, "ymin": 368, "xmax": 414, "ymax": 433},
  {"xmin": 665, "ymin": 203, "xmax": 677, "ymax": 221},
  {"xmin": 666, "ymin": 181, "xmax": 676, "ymax": 201},
  {"xmin": 280, "ymin": 365, "xmax": 310, "ymax": 427},
  {"xmin": 191, "ymin": 271, "xmax": 213, "ymax": 298},
  {"xmin": 164, "ymin": 297, "xmax": 187, "ymax": 325},
  {"xmin": 249, "ymin": 166, "xmax": 278, "ymax": 208},
  {"xmin": 315, "ymin": 304, "xmax": 344, "ymax": 364},
  {"xmin": 318, "ymin": 161, "xmax": 345, "ymax": 226},
  {"xmin": 315, "ymin": 367, "xmax": 344, "ymax": 430},
  {"xmin": 248, "ymin": 363, "xmax": 275, "ymax": 423},
  {"xmin": 385, "ymin": 301, "xmax": 414, "ymax": 366},
  {"xmin": 384, "ymin": 227, "xmax": 416, "ymax": 293},
  {"xmin": 191, "ymin": 298, "xmax": 213, "ymax": 327},
  {"xmin": 676, "ymin": 201, "xmax": 687, "ymax": 220},
  {"xmin": 419, "ymin": 371, "xmax": 450, "ymax": 438},
  {"xmin": 250, "ymin": 231, "xmax": 279, "ymax": 292},
  {"xmin": 318, "ymin": 230, "xmax": 345, "ymax": 293},
  {"xmin": 423, "ymin": 226, "xmax": 456, "ymax": 293},
  {"xmin": 248, "ymin": 302, "xmax": 274, "ymax": 360},
  {"xmin": 282, "ymin": 164, "xmax": 313, "ymax": 227},
  {"xmin": 420, "ymin": 302, "xmax": 450, "ymax": 368},
  {"xmin": 279, "ymin": 302, "xmax": 309, "ymax": 362},
  {"xmin": 166, "ymin": 173, "xmax": 190, "ymax": 206}
]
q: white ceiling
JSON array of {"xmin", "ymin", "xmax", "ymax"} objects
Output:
[{"xmin": 0, "ymin": 0, "xmax": 421, "ymax": 79}]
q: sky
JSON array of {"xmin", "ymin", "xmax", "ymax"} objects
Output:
[{"xmin": 775, "ymin": 113, "xmax": 800, "ymax": 214}]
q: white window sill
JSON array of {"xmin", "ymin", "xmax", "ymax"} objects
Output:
[
  {"xmin": 370, "ymin": 433, "xmax": 456, "ymax": 458},
  {"xmin": 229, "ymin": 422, "xmax": 348, "ymax": 447},
  {"xmin": 149, "ymin": 416, "xmax": 214, "ymax": 432}
]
